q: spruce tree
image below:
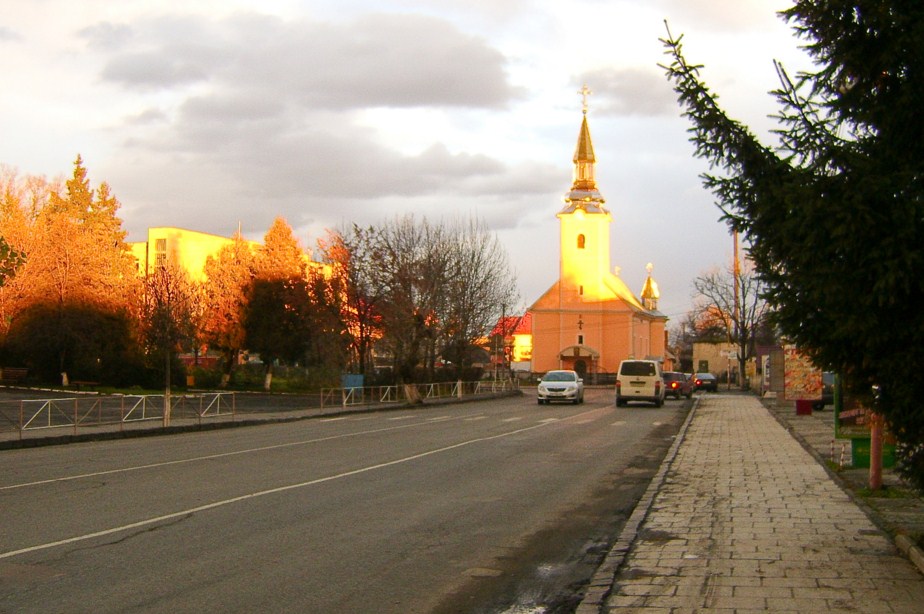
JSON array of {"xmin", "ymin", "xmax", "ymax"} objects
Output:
[{"xmin": 662, "ymin": 1, "xmax": 924, "ymax": 487}]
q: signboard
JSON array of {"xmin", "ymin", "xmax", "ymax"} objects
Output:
[
  {"xmin": 782, "ymin": 346, "xmax": 822, "ymax": 401},
  {"xmin": 835, "ymin": 392, "xmax": 871, "ymax": 439}
]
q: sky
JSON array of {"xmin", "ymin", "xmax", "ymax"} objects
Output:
[{"xmin": 0, "ymin": 0, "xmax": 814, "ymax": 326}]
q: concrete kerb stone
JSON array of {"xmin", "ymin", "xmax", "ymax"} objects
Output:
[
  {"xmin": 575, "ymin": 395, "xmax": 701, "ymax": 614},
  {"xmin": 764, "ymin": 400, "xmax": 924, "ymax": 579}
]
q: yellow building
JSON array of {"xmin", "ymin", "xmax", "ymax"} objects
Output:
[
  {"xmin": 129, "ymin": 227, "xmax": 254, "ymax": 281},
  {"xmin": 527, "ymin": 97, "xmax": 667, "ymax": 379}
]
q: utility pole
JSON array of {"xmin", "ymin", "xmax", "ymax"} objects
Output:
[{"xmin": 733, "ymin": 230, "xmax": 740, "ymax": 388}]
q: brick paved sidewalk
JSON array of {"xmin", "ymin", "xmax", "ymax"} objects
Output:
[{"xmin": 590, "ymin": 395, "xmax": 924, "ymax": 613}]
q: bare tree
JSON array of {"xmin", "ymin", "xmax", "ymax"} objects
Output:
[
  {"xmin": 330, "ymin": 215, "xmax": 518, "ymax": 393},
  {"xmin": 692, "ymin": 259, "xmax": 770, "ymax": 389}
]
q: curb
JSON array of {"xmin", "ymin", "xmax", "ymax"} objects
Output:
[{"xmin": 575, "ymin": 396, "xmax": 701, "ymax": 613}]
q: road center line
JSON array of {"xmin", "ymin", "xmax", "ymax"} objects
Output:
[{"xmin": 0, "ymin": 407, "xmax": 603, "ymax": 560}]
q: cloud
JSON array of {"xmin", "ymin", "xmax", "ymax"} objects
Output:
[
  {"xmin": 0, "ymin": 26, "xmax": 22, "ymax": 42},
  {"xmin": 575, "ymin": 67, "xmax": 678, "ymax": 117},
  {"xmin": 95, "ymin": 12, "xmax": 517, "ymax": 108},
  {"xmin": 77, "ymin": 21, "xmax": 134, "ymax": 50},
  {"xmin": 659, "ymin": 0, "xmax": 786, "ymax": 32},
  {"xmin": 91, "ymin": 9, "xmax": 541, "ymax": 245}
]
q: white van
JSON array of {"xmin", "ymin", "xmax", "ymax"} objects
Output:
[{"xmin": 616, "ymin": 359, "xmax": 664, "ymax": 407}]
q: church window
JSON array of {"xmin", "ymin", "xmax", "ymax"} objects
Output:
[
  {"xmin": 578, "ymin": 334, "xmax": 584, "ymax": 345},
  {"xmin": 579, "ymin": 285, "xmax": 584, "ymax": 295},
  {"xmin": 577, "ymin": 234, "xmax": 585, "ymax": 249}
]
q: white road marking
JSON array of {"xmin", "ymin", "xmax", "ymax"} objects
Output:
[
  {"xmin": 0, "ymin": 407, "xmax": 604, "ymax": 560},
  {"xmin": 1, "ymin": 416, "xmax": 473, "ymax": 492}
]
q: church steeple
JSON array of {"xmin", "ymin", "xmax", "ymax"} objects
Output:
[
  {"xmin": 562, "ymin": 85, "xmax": 607, "ymax": 214},
  {"xmin": 641, "ymin": 263, "xmax": 661, "ymax": 311}
]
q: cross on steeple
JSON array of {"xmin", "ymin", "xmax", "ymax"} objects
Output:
[{"xmin": 578, "ymin": 84, "xmax": 592, "ymax": 115}]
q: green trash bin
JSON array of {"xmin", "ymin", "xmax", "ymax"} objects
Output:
[{"xmin": 851, "ymin": 438, "xmax": 896, "ymax": 468}]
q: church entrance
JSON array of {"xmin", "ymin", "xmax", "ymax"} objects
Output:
[
  {"xmin": 559, "ymin": 345, "xmax": 598, "ymax": 383},
  {"xmin": 574, "ymin": 359, "xmax": 587, "ymax": 380}
]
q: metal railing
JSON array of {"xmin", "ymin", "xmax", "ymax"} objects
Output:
[
  {"xmin": 0, "ymin": 379, "xmax": 519, "ymax": 441},
  {"xmin": 320, "ymin": 379, "xmax": 519, "ymax": 410},
  {"xmin": 0, "ymin": 392, "xmax": 237, "ymax": 439}
]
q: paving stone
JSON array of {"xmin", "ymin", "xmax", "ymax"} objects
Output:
[{"xmin": 596, "ymin": 394, "xmax": 924, "ymax": 613}]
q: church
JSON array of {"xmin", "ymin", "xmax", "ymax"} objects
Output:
[{"xmin": 520, "ymin": 89, "xmax": 668, "ymax": 380}]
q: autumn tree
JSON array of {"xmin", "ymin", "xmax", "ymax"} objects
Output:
[
  {"xmin": 201, "ymin": 232, "xmax": 255, "ymax": 388},
  {"xmin": 662, "ymin": 3, "xmax": 924, "ymax": 485},
  {"xmin": 0, "ymin": 236, "xmax": 25, "ymax": 288},
  {"xmin": 245, "ymin": 218, "xmax": 311, "ymax": 390},
  {"xmin": 0, "ymin": 157, "xmax": 141, "ymax": 382},
  {"xmin": 140, "ymin": 262, "xmax": 198, "ymax": 423}
]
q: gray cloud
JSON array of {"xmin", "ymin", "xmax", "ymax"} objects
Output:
[
  {"xmin": 96, "ymin": 12, "xmax": 516, "ymax": 108},
  {"xmin": 0, "ymin": 26, "xmax": 21, "ymax": 42},
  {"xmin": 575, "ymin": 67, "xmax": 677, "ymax": 117},
  {"xmin": 96, "ymin": 9, "xmax": 537, "ymax": 244},
  {"xmin": 77, "ymin": 21, "xmax": 134, "ymax": 50}
]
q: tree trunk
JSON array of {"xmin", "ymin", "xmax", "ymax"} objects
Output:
[{"xmin": 163, "ymin": 350, "xmax": 172, "ymax": 427}]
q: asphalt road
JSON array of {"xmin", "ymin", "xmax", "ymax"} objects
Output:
[{"xmin": 0, "ymin": 388, "xmax": 689, "ymax": 613}]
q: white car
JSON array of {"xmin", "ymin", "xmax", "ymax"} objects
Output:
[
  {"xmin": 537, "ymin": 370, "xmax": 584, "ymax": 405},
  {"xmin": 615, "ymin": 359, "xmax": 665, "ymax": 407}
]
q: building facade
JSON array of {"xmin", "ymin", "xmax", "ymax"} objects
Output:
[
  {"xmin": 129, "ymin": 227, "xmax": 252, "ymax": 281},
  {"xmin": 527, "ymin": 99, "xmax": 668, "ymax": 379}
]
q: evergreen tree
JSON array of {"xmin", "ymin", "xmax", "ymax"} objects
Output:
[
  {"xmin": 245, "ymin": 218, "xmax": 311, "ymax": 390},
  {"xmin": 662, "ymin": 2, "xmax": 924, "ymax": 486},
  {"xmin": 253, "ymin": 217, "xmax": 306, "ymax": 281}
]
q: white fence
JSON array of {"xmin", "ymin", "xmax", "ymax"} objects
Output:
[
  {"xmin": 0, "ymin": 379, "xmax": 519, "ymax": 441},
  {"xmin": 320, "ymin": 379, "xmax": 519, "ymax": 409},
  {"xmin": 0, "ymin": 392, "xmax": 236, "ymax": 439}
]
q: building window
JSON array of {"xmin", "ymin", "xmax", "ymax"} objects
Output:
[
  {"xmin": 578, "ymin": 334, "xmax": 584, "ymax": 345},
  {"xmin": 579, "ymin": 285, "xmax": 584, "ymax": 296},
  {"xmin": 154, "ymin": 238, "xmax": 167, "ymax": 269},
  {"xmin": 577, "ymin": 234, "xmax": 585, "ymax": 249}
]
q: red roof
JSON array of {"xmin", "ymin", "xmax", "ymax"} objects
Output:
[{"xmin": 491, "ymin": 313, "xmax": 531, "ymax": 336}]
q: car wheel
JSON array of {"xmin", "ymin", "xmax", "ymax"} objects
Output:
[
  {"xmin": 537, "ymin": 399, "xmax": 544, "ymax": 405},
  {"xmin": 616, "ymin": 399, "xmax": 625, "ymax": 407},
  {"xmin": 655, "ymin": 398, "xmax": 663, "ymax": 408}
]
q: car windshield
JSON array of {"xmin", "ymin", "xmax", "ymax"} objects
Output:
[
  {"xmin": 696, "ymin": 373, "xmax": 715, "ymax": 380},
  {"xmin": 543, "ymin": 371, "xmax": 576, "ymax": 382},
  {"xmin": 621, "ymin": 361, "xmax": 656, "ymax": 376},
  {"xmin": 663, "ymin": 372, "xmax": 684, "ymax": 381}
]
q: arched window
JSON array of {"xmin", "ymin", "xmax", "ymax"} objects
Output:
[{"xmin": 577, "ymin": 234, "xmax": 585, "ymax": 249}]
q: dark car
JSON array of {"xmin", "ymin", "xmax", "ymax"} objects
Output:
[
  {"xmin": 662, "ymin": 371, "xmax": 693, "ymax": 399},
  {"xmin": 813, "ymin": 372, "xmax": 836, "ymax": 410},
  {"xmin": 693, "ymin": 372, "xmax": 718, "ymax": 392}
]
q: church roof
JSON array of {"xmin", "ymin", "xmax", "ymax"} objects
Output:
[
  {"xmin": 561, "ymin": 106, "xmax": 607, "ymax": 213},
  {"xmin": 573, "ymin": 115, "xmax": 595, "ymax": 165}
]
